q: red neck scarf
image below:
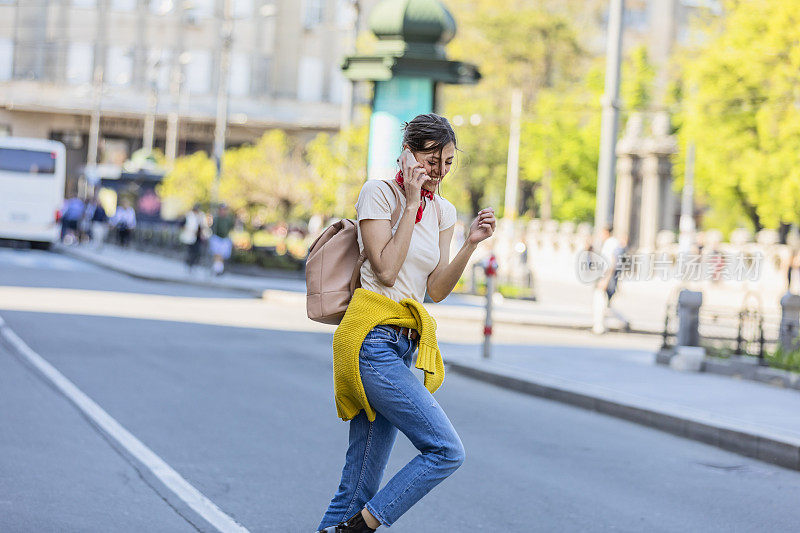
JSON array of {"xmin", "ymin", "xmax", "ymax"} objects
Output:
[{"xmin": 395, "ymin": 170, "xmax": 434, "ymax": 224}]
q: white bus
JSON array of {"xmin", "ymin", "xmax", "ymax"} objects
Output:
[{"xmin": 0, "ymin": 137, "xmax": 67, "ymax": 248}]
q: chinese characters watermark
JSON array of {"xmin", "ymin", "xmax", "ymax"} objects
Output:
[{"xmin": 576, "ymin": 251, "xmax": 763, "ymax": 284}]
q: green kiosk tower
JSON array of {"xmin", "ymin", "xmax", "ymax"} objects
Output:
[{"xmin": 342, "ymin": 0, "xmax": 480, "ymax": 180}]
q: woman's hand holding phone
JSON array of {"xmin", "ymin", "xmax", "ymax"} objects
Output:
[{"xmin": 399, "ymin": 149, "xmax": 426, "ymax": 207}]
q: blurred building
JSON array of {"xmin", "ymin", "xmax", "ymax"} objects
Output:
[{"xmin": 0, "ymin": 0, "xmax": 377, "ymax": 188}]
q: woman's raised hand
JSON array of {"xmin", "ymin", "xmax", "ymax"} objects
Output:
[
  {"xmin": 399, "ymin": 150, "xmax": 426, "ymax": 207},
  {"xmin": 467, "ymin": 207, "xmax": 496, "ymax": 245}
]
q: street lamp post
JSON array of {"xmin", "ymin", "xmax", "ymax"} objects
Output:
[
  {"xmin": 340, "ymin": 0, "xmax": 362, "ymax": 130},
  {"xmin": 678, "ymin": 141, "xmax": 696, "ymax": 256},
  {"xmin": 87, "ymin": 65, "xmax": 103, "ymax": 169},
  {"xmin": 165, "ymin": 54, "xmax": 188, "ymax": 163},
  {"xmin": 211, "ymin": 0, "xmax": 233, "ymax": 205},
  {"xmin": 594, "ymin": 0, "xmax": 625, "ymax": 241},
  {"xmin": 142, "ymin": 55, "xmax": 160, "ymax": 154},
  {"xmin": 86, "ymin": 0, "xmax": 107, "ymax": 171},
  {"xmin": 503, "ymin": 88, "xmax": 523, "ymax": 221}
]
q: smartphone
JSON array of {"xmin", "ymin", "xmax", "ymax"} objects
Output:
[{"xmin": 400, "ymin": 148, "xmax": 416, "ymax": 171}]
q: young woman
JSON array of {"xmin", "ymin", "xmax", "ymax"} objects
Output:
[{"xmin": 317, "ymin": 113, "xmax": 496, "ymax": 532}]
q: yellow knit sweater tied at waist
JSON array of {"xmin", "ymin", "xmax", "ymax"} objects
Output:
[{"xmin": 332, "ymin": 288, "xmax": 445, "ymax": 422}]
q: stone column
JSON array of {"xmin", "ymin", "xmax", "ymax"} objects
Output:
[
  {"xmin": 613, "ymin": 113, "xmax": 644, "ymax": 247},
  {"xmin": 652, "ymin": 112, "xmax": 677, "ymax": 236},
  {"xmin": 677, "ymin": 289, "xmax": 703, "ymax": 347},
  {"xmin": 613, "ymin": 154, "xmax": 635, "ymax": 240},
  {"xmin": 639, "ymin": 113, "xmax": 676, "ymax": 253},
  {"xmin": 660, "ymin": 172, "xmax": 676, "ymax": 232},
  {"xmin": 639, "ymin": 155, "xmax": 661, "ymax": 253},
  {"xmin": 780, "ymin": 292, "xmax": 800, "ymax": 352}
]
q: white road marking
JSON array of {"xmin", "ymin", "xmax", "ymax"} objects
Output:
[{"xmin": 0, "ymin": 315, "xmax": 250, "ymax": 533}]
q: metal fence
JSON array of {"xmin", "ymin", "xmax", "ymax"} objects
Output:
[
  {"xmin": 108, "ymin": 222, "xmax": 304, "ymax": 272},
  {"xmin": 661, "ymin": 294, "xmax": 780, "ymax": 363}
]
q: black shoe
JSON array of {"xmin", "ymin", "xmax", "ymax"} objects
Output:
[{"xmin": 317, "ymin": 511, "xmax": 376, "ymax": 532}]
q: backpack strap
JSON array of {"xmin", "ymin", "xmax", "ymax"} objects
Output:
[
  {"xmin": 432, "ymin": 195, "xmax": 442, "ymax": 229},
  {"xmin": 382, "ymin": 179, "xmax": 405, "ymax": 228},
  {"xmin": 349, "ymin": 180, "xmax": 405, "ymax": 293}
]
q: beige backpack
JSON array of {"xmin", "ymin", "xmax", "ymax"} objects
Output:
[{"xmin": 305, "ymin": 179, "xmax": 440, "ymax": 324}]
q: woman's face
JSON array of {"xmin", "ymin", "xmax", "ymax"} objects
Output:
[{"xmin": 409, "ymin": 141, "xmax": 455, "ymax": 192}]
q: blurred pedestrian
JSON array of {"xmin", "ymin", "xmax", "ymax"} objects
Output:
[
  {"xmin": 60, "ymin": 194, "xmax": 84, "ymax": 244},
  {"xmin": 111, "ymin": 199, "xmax": 136, "ymax": 248},
  {"xmin": 593, "ymin": 226, "xmax": 630, "ymax": 334},
  {"xmin": 83, "ymin": 196, "xmax": 108, "ymax": 248},
  {"xmin": 787, "ymin": 249, "xmax": 800, "ymax": 293},
  {"xmin": 209, "ymin": 203, "xmax": 235, "ymax": 276},
  {"xmin": 179, "ymin": 204, "xmax": 209, "ymax": 272}
]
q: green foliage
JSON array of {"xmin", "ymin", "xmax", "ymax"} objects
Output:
[
  {"xmin": 676, "ymin": 0, "xmax": 800, "ymax": 234},
  {"xmin": 440, "ymin": 1, "xmax": 657, "ymax": 223},
  {"xmin": 621, "ymin": 45, "xmax": 656, "ymax": 112},
  {"xmin": 452, "ymin": 277, "xmax": 535, "ymax": 300},
  {"xmin": 519, "ymin": 68, "xmax": 604, "ymax": 222},
  {"xmin": 304, "ymin": 122, "xmax": 370, "ymax": 220},
  {"xmin": 159, "ymin": 121, "xmax": 372, "ymax": 231},
  {"xmin": 767, "ymin": 345, "xmax": 800, "ymax": 374},
  {"xmin": 441, "ymin": 0, "xmax": 596, "ymax": 220},
  {"xmin": 442, "ymin": 94, "xmax": 508, "ymax": 216},
  {"xmin": 230, "ymin": 248, "xmax": 304, "ymax": 271},
  {"xmin": 160, "ymin": 131, "xmax": 311, "ymax": 228},
  {"xmin": 448, "ymin": 0, "xmax": 584, "ymax": 99},
  {"xmin": 221, "ymin": 130, "xmax": 309, "ymax": 227},
  {"xmin": 157, "ymin": 151, "xmax": 216, "ymax": 215}
]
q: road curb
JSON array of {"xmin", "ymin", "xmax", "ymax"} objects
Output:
[
  {"xmin": 55, "ymin": 246, "xmax": 264, "ymax": 297},
  {"xmin": 657, "ymin": 349, "xmax": 800, "ymax": 392},
  {"xmin": 445, "ymin": 357, "xmax": 800, "ymax": 472}
]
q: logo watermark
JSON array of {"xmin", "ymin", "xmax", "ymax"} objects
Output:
[{"xmin": 576, "ymin": 251, "xmax": 763, "ymax": 283}]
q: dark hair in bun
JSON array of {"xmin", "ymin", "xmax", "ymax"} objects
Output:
[{"xmin": 402, "ymin": 113, "xmax": 457, "ymax": 154}]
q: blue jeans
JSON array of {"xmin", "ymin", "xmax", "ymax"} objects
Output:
[{"xmin": 319, "ymin": 325, "xmax": 465, "ymax": 529}]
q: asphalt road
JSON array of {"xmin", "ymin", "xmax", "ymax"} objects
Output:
[{"xmin": 2, "ymin": 248, "xmax": 800, "ymax": 532}]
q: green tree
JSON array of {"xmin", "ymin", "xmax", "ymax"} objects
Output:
[
  {"xmin": 622, "ymin": 45, "xmax": 656, "ymax": 114},
  {"xmin": 447, "ymin": 0, "xmax": 584, "ymax": 103},
  {"xmin": 441, "ymin": 94, "xmax": 509, "ymax": 216},
  {"xmin": 222, "ymin": 130, "xmax": 309, "ymax": 227},
  {"xmin": 157, "ymin": 151, "xmax": 216, "ymax": 218},
  {"xmin": 304, "ymin": 121, "xmax": 370, "ymax": 220},
  {"xmin": 159, "ymin": 130, "xmax": 310, "ymax": 228},
  {"xmin": 676, "ymin": 0, "xmax": 800, "ymax": 233},
  {"xmin": 519, "ymin": 67, "xmax": 604, "ymax": 222},
  {"xmin": 441, "ymin": 0, "xmax": 588, "ymax": 219}
]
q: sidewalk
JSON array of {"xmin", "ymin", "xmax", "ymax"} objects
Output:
[
  {"xmin": 55, "ymin": 244, "xmax": 307, "ymax": 296},
  {"xmin": 55, "ymin": 243, "xmax": 665, "ymax": 334},
  {"xmin": 56, "ymin": 243, "xmax": 786, "ymax": 343},
  {"xmin": 441, "ymin": 338, "xmax": 800, "ymax": 471}
]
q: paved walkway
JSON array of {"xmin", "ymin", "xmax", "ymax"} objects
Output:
[
  {"xmin": 441, "ymin": 338, "xmax": 800, "ymax": 470},
  {"xmin": 55, "ymin": 244, "xmax": 307, "ymax": 295}
]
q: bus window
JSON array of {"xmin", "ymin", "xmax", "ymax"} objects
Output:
[{"xmin": 0, "ymin": 148, "xmax": 57, "ymax": 174}]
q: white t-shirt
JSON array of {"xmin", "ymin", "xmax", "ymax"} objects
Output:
[
  {"xmin": 600, "ymin": 236, "xmax": 620, "ymax": 265},
  {"xmin": 597, "ymin": 236, "xmax": 621, "ymax": 288},
  {"xmin": 355, "ymin": 179, "xmax": 457, "ymax": 303}
]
